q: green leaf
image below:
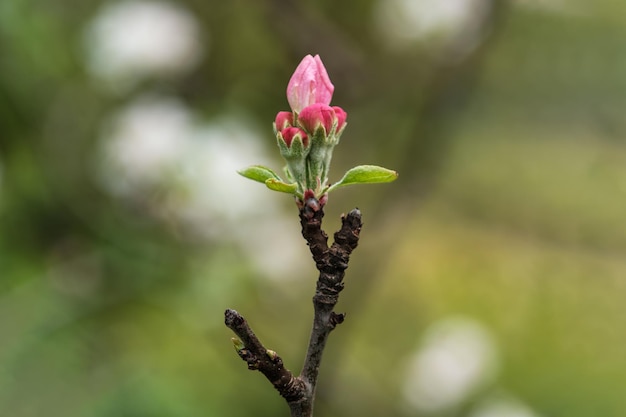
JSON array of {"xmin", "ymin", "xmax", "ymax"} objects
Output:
[
  {"xmin": 265, "ymin": 178, "xmax": 299, "ymax": 194},
  {"xmin": 238, "ymin": 165, "xmax": 281, "ymax": 184},
  {"xmin": 327, "ymin": 165, "xmax": 398, "ymax": 193}
]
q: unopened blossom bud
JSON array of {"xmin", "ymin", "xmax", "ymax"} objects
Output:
[
  {"xmin": 298, "ymin": 103, "xmax": 336, "ymax": 136},
  {"xmin": 277, "ymin": 127, "xmax": 309, "ymax": 191},
  {"xmin": 287, "ymin": 54, "xmax": 334, "ymax": 113},
  {"xmin": 280, "ymin": 127, "xmax": 308, "ymax": 148},
  {"xmin": 332, "ymin": 106, "xmax": 347, "ymax": 132},
  {"xmin": 275, "ymin": 111, "xmax": 294, "ymax": 131},
  {"xmin": 239, "ymin": 53, "xmax": 398, "ymax": 202}
]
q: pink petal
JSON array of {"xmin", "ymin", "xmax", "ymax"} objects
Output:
[
  {"xmin": 298, "ymin": 103, "xmax": 335, "ymax": 135},
  {"xmin": 275, "ymin": 111, "xmax": 294, "ymax": 130},
  {"xmin": 280, "ymin": 127, "xmax": 308, "ymax": 148},
  {"xmin": 286, "ymin": 55, "xmax": 334, "ymax": 113},
  {"xmin": 332, "ymin": 106, "xmax": 347, "ymax": 131}
]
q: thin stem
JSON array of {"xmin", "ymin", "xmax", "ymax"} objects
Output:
[
  {"xmin": 224, "ymin": 201, "xmax": 362, "ymax": 417},
  {"xmin": 299, "ymin": 203, "xmax": 362, "ymax": 394}
]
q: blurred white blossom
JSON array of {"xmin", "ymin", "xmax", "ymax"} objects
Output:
[
  {"xmin": 469, "ymin": 395, "xmax": 542, "ymax": 417},
  {"xmin": 99, "ymin": 96, "xmax": 305, "ymax": 278},
  {"xmin": 101, "ymin": 96, "xmax": 192, "ymax": 193},
  {"xmin": 374, "ymin": 0, "xmax": 490, "ymax": 58},
  {"xmin": 402, "ymin": 316, "xmax": 499, "ymax": 413},
  {"xmin": 84, "ymin": 0, "xmax": 204, "ymax": 88},
  {"xmin": 175, "ymin": 121, "xmax": 306, "ymax": 277}
]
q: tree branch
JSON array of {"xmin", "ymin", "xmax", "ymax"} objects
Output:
[
  {"xmin": 224, "ymin": 200, "xmax": 362, "ymax": 417},
  {"xmin": 299, "ymin": 205, "xmax": 362, "ymax": 388},
  {"xmin": 224, "ymin": 309, "xmax": 308, "ymax": 403}
]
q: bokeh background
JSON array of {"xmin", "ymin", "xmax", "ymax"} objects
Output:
[{"xmin": 2, "ymin": 0, "xmax": 626, "ymax": 416}]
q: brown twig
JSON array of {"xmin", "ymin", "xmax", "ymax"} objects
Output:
[
  {"xmin": 299, "ymin": 203, "xmax": 361, "ymax": 389},
  {"xmin": 224, "ymin": 309, "xmax": 307, "ymax": 404},
  {"xmin": 224, "ymin": 200, "xmax": 362, "ymax": 417}
]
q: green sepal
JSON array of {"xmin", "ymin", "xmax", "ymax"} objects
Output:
[
  {"xmin": 283, "ymin": 165, "xmax": 294, "ymax": 182},
  {"xmin": 265, "ymin": 178, "xmax": 299, "ymax": 195},
  {"xmin": 277, "ymin": 134, "xmax": 309, "ymax": 160},
  {"xmin": 333, "ymin": 121, "xmax": 347, "ymax": 143},
  {"xmin": 238, "ymin": 165, "xmax": 282, "ymax": 184},
  {"xmin": 326, "ymin": 165, "xmax": 398, "ymax": 193},
  {"xmin": 306, "ymin": 131, "xmax": 328, "ymax": 189}
]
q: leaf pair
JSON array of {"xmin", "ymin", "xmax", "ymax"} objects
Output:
[{"xmin": 238, "ymin": 164, "xmax": 398, "ymax": 197}]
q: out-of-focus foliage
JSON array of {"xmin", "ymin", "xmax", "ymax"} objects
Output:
[{"xmin": 1, "ymin": 0, "xmax": 625, "ymax": 416}]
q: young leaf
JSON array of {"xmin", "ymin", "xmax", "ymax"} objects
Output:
[
  {"xmin": 265, "ymin": 178, "xmax": 299, "ymax": 195},
  {"xmin": 238, "ymin": 165, "xmax": 281, "ymax": 184},
  {"xmin": 327, "ymin": 165, "xmax": 398, "ymax": 193},
  {"xmin": 231, "ymin": 337, "xmax": 245, "ymax": 352}
]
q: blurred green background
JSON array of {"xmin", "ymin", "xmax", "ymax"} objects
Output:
[{"xmin": 2, "ymin": 0, "xmax": 626, "ymax": 416}]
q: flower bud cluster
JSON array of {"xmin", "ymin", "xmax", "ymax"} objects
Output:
[{"xmin": 275, "ymin": 55, "xmax": 347, "ymax": 202}]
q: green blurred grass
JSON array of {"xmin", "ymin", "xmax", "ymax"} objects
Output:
[{"xmin": 337, "ymin": 123, "xmax": 626, "ymax": 416}]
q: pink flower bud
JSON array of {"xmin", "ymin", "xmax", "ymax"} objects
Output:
[
  {"xmin": 298, "ymin": 103, "xmax": 335, "ymax": 135},
  {"xmin": 287, "ymin": 54, "xmax": 334, "ymax": 113},
  {"xmin": 275, "ymin": 111, "xmax": 294, "ymax": 130},
  {"xmin": 280, "ymin": 127, "xmax": 308, "ymax": 148},
  {"xmin": 332, "ymin": 106, "xmax": 347, "ymax": 131}
]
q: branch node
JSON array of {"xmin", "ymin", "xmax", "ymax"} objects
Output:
[{"xmin": 329, "ymin": 312, "xmax": 346, "ymax": 328}]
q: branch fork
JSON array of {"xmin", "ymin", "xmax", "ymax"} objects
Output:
[{"xmin": 224, "ymin": 201, "xmax": 362, "ymax": 417}]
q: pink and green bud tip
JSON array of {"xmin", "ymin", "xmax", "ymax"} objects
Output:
[
  {"xmin": 298, "ymin": 103, "xmax": 337, "ymax": 136},
  {"xmin": 275, "ymin": 111, "xmax": 294, "ymax": 131},
  {"xmin": 280, "ymin": 127, "xmax": 308, "ymax": 148},
  {"xmin": 287, "ymin": 54, "xmax": 334, "ymax": 114},
  {"xmin": 332, "ymin": 106, "xmax": 347, "ymax": 132}
]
